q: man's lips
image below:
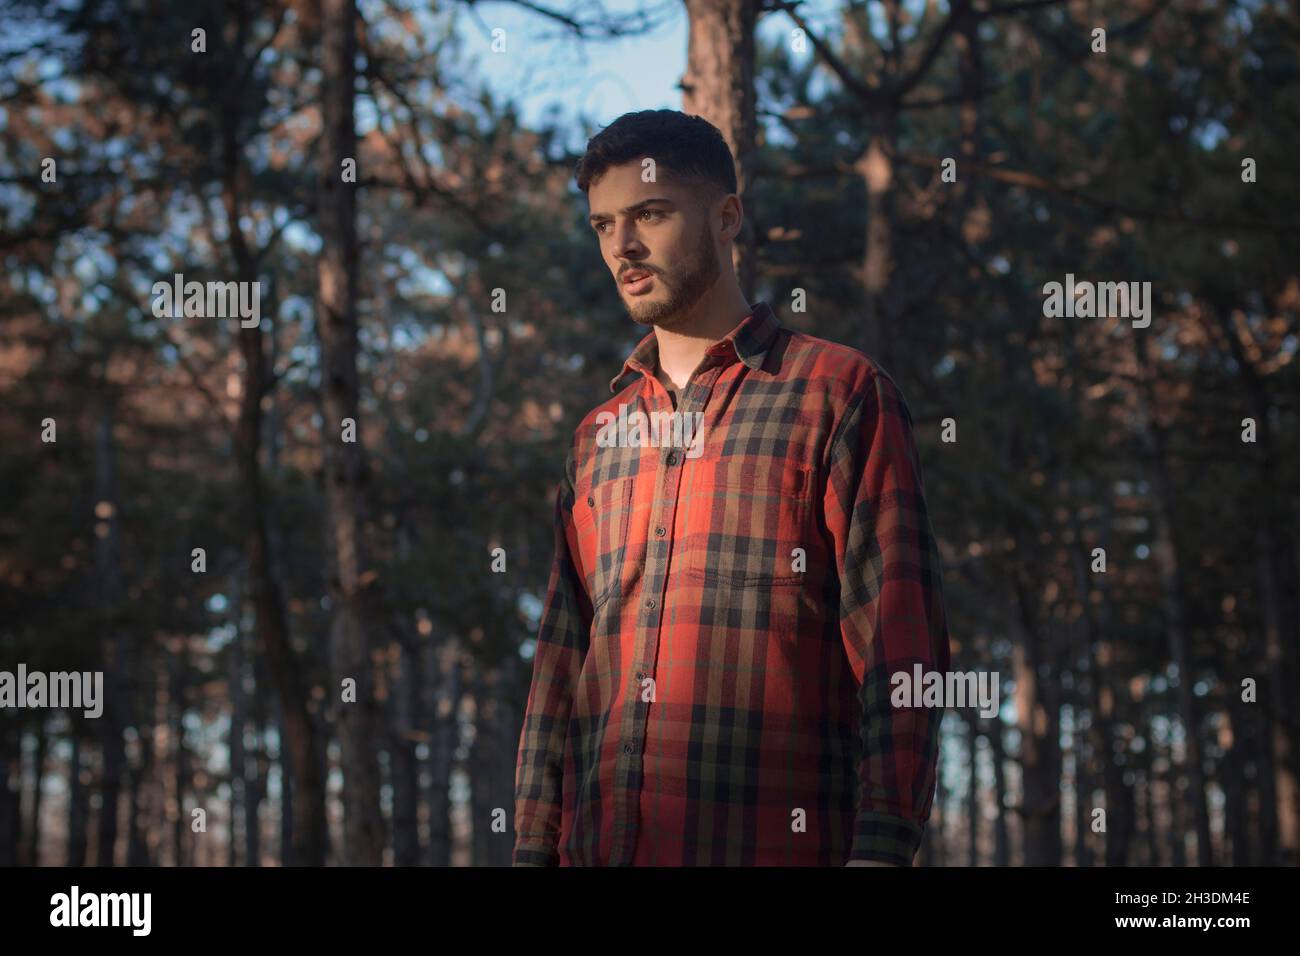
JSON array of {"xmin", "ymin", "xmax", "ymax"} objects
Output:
[{"xmin": 621, "ymin": 268, "xmax": 657, "ymax": 296}]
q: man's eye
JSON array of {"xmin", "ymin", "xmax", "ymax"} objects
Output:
[{"xmin": 594, "ymin": 210, "xmax": 661, "ymax": 234}]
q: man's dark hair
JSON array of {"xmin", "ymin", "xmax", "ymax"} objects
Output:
[{"xmin": 575, "ymin": 109, "xmax": 737, "ymax": 200}]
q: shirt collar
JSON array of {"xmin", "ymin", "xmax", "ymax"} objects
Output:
[{"xmin": 607, "ymin": 301, "xmax": 781, "ymax": 394}]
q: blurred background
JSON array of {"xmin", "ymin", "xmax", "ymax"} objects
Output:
[{"xmin": 0, "ymin": 0, "xmax": 1296, "ymax": 867}]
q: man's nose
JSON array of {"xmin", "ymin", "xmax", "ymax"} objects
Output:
[{"xmin": 612, "ymin": 220, "xmax": 646, "ymax": 260}]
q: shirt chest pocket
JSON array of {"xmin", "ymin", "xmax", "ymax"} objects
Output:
[
  {"xmin": 573, "ymin": 475, "xmax": 635, "ymax": 609},
  {"xmin": 679, "ymin": 460, "xmax": 812, "ymax": 588}
]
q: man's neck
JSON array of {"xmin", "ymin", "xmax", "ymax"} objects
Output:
[{"xmin": 653, "ymin": 283, "xmax": 754, "ymax": 391}]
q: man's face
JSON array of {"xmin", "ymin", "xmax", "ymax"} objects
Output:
[{"xmin": 586, "ymin": 161, "xmax": 722, "ymax": 329}]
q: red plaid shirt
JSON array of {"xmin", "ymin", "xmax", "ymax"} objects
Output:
[{"xmin": 514, "ymin": 301, "xmax": 950, "ymax": 866}]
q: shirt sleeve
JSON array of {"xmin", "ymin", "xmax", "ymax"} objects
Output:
[
  {"xmin": 513, "ymin": 440, "xmax": 593, "ymax": 866},
  {"xmin": 822, "ymin": 369, "xmax": 951, "ymax": 866}
]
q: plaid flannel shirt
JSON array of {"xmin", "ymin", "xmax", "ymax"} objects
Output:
[{"xmin": 514, "ymin": 301, "xmax": 950, "ymax": 866}]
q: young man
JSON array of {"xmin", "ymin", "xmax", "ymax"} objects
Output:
[{"xmin": 513, "ymin": 109, "xmax": 951, "ymax": 866}]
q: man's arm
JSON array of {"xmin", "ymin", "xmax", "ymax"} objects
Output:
[
  {"xmin": 823, "ymin": 369, "xmax": 951, "ymax": 867},
  {"xmin": 513, "ymin": 443, "xmax": 592, "ymax": 866}
]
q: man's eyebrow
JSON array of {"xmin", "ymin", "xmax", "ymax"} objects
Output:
[{"xmin": 588, "ymin": 198, "xmax": 675, "ymax": 224}]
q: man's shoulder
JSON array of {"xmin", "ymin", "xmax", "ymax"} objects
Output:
[
  {"xmin": 778, "ymin": 326, "xmax": 903, "ymax": 406},
  {"xmin": 563, "ymin": 379, "xmax": 643, "ymax": 456}
]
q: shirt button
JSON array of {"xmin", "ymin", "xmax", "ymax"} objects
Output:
[
  {"xmin": 645, "ymin": 598, "xmax": 656, "ymax": 610},
  {"xmin": 586, "ymin": 495, "xmax": 595, "ymax": 506},
  {"xmin": 624, "ymin": 742, "xmax": 634, "ymax": 755},
  {"xmin": 666, "ymin": 452, "xmax": 677, "ymax": 465},
  {"xmin": 635, "ymin": 671, "xmax": 644, "ymax": 681},
  {"xmin": 654, "ymin": 526, "xmax": 665, "ymax": 537}
]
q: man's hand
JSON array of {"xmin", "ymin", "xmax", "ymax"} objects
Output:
[{"xmin": 845, "ymin": 860, "xmax": 900, "ymax": 866}]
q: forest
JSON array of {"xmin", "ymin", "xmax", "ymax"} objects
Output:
[{"xmin": 0, "ymin": 0, "xmax": 1297, "ymax": 867}]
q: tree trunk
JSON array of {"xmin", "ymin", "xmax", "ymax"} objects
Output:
[
  {"xmin": 425, "ymin": 636, "xmax": 460, "ymax": 867},
  {"xmin": 390, "ymin": 625, "xmax": 423, "ymax": 866},
  {"xmin": 24, "ymin": 722, "xmax": 47, "ymax": 865},
  {"xmin": 276, "ymin": 696, "xmax": 295, "ymax": 866},
  {"xmin": 1072, "ymin": 715, "xmax": 1089, "ymax": 868},
  {"xmin": 0, "ymin": 718, "xmax": 19, "ymax": 866},
  {"xmin": 1248, "ymin": 680, "xmax": 1276, "ymax": 866},
  {"xmin": 1010, "ymin": 569, "xmax": 1062, "ymax": 865},
  {"xmin": 469, "ymin": 662, "xmax": 489, "ymax": 867},
  {"xmin": 988, "ymin": 702, "xmax": 1010, "ymax": 866},
  {"xmin": 1254, "ymin": 519, "xmax": 1299, "ymax": 865},
  {"xmin": 220, "ymin": 89, "xmax": 327, "ymax": 870},
  {"xmin": 247, "ymin": 636, "xmax": 268, "ymax": 867},
  {"xmin": 1164, "ymin": 735, "xmax": 1187, "ymax": 866},
  {"xmin": 67, "ymin": 736, "xmax": 88, "ymax": 865},
  {"xmin": 170, "ymin": 639, "xmax": 190, "ymax": 866},
  {"xmin": 1067, "ymin": 482, "xmax": 1135, "ymax": 865},
  {"xmin": 1221, "ymin": 709, "xmax": 1250, "ymax": 865},
  {"xmin": 680, "ymin": 0, "xmax": 758, "ymax": 302},
  {"xmin": 857, "ymin": 122, "xmax": 897, "ymax": 373},
  {"xmin": 1132, "ymin": 333, "xmax": 1212, "ymax": 865},
  {"xmin": 967, "ymin": 715, "xmax": 979, "ymax": 866},
  {"xmin": 93, "ymin": 403, "xmax": 127, "ymax": 867},
  {"xmin": 492, "ymin": 655, "xmax": 522, "ymax": 865},
  {"xmin": 229, "ymin": 580, "xmax": 247, "ymax": 867},
  {"xmin": 919, "ymin": 760, "xmax": 945, "ymax": 866},
  {"xmin": 318, "ymin": 0, "xmax": 385, "ymax": 866},
  {"xmin": 1210, "ymin": 302, "xmax": 1300, "ymax": 864},
  {"xmin": 127, "ymin": 702, "xmax": 152, "ymax": 866},
  {"xmin": 389, "ymin": 513, "xmax": 424, "ymax": 866},
  {"xmin": 1140, "ymin": 763, "xmax": 1160, "ymax": 866}
]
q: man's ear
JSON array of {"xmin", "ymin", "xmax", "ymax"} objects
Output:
[{"xmin": 717, "ymin": 193, "xmax": 743, "ymax": 242}]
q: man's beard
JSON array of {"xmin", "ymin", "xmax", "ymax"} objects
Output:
[{"xmin": 623, "ymin": 222, "xmax": 720, "ymax": 329}]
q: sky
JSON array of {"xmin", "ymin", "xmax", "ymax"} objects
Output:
[
  {"xmin": 448, "ymin": 0, "xmax": 800, "ymax": 148},
  {"xmin": 435, "ymin": 1, "xmax": 689, "ymax": 152}
]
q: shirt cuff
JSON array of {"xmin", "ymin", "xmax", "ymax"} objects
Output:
[
  {"xmin": 513, "ymin": 843, "xmax": 559, "ymax": 867},
  {"xmin": 848, "ymin": 811, "xmax": 924, "ymax": 866}
]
